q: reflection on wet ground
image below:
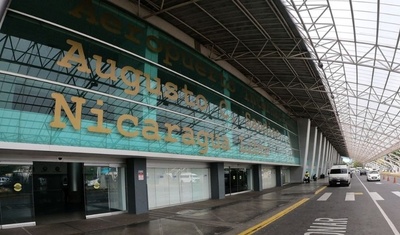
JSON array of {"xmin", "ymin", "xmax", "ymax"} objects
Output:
[{"xmin": 0, "ymin": 180, "xmax": 327, "ymax": 235}]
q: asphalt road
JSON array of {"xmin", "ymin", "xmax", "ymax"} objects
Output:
[{"xmin": 254, "ymin": 173, "xmax": 400, "ymax": 235}]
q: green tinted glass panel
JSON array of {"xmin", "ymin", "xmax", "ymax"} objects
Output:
[{"xmin": 0, "ymin": 1, "xmax": 300, "ymax": 165}]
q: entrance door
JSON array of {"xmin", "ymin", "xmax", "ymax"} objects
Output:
[
  {"xmin": 224, "ymin": 167, "xmax": 249, "ymax": 195},
  {"xmin": 0, "ymin": 164, "xmax": 34, "ymax": 227},
  {"xmin": 84, "ymin": 165, "xmax": 126, "ymax": 216},
  {"xmin": 33, "ymin": 162, "xmax": 85, "ymax": 224}
]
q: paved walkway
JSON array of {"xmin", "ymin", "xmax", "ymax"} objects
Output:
[{"xmin": 0, "ymin": 180, "xmax": 327, "ymax": 235}]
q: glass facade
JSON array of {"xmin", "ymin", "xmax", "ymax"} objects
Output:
[
  {"xmin": 0, "ymin": 164, "xmax": 34, "ymax": 226},
  {"xmin": 0, "ymin": 162, "xmax": 126, "ymax": 226},
  {"xmin": 147, "ymin": 167, "xmax": 210, "ymax": 209},
  {"xmin": 0, "ymin": 0, "xmax": 309, "ymax": 228},
  {"xmin": 262, "ymin": 166, "xmax": 277, "ymax": 189},
  {"xmin": 85, "ymin": 165, "xmax": 126, "ymax": 215},
  {"xmin": 0, "ymin": 0, "xmax": 300, "ymax": 165}
]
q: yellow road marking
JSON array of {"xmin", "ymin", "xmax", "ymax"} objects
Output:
[
  {"xmin": 314, "ymin": 186, "xmax": 327, "ymax": 195},
  {"xmin": 354, "ymin": 192, "xmax": 363, "ymax": 195},
  {"xmin": 238, "ymin": 198, "xmax": 310, "ymax": 235}
]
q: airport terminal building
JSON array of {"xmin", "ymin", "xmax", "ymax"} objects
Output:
[{"xmin": 0, "ymin": 0, "xmax": 340, "ymax": 228}]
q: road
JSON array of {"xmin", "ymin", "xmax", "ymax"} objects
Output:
[{"xmin": 253, "ymin": 173, "xmax": 400, "ymax": 235}]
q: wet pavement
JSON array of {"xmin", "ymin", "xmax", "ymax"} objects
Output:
[{"xmin": 0, "ymin": 180, "xmax": 327, "ymax": 235}]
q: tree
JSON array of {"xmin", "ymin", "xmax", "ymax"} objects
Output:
[{"xmin": 353, "ymin": 161, "xmax": 363, "ymax": 168}]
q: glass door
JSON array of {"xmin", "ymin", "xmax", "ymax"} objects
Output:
[
  {"xmin": 224, "ymin": 167, "xmax": 250, "ymax": 195},
  {"xmin": 0, "ymin": 164, "xmax": 34, "ymax": 227},
  {"xmin": 237, "ymin": 169, "xmax": 248, "ymax": 191},
  {"xmin": 84, "ymin": 165, "xmax": 126, "ymax": 216},
  {"xmin": 33, "ymin": 162, "xmax": 85, "ymax": 224}
]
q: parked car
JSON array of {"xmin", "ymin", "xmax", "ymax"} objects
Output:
[
  {"xmin": 359, "ymin": 169, "xmax": 367, "ymax": 175},
  {"xmin": 367, "ymin": 170, "xmax": 380, "ymax": 181}
]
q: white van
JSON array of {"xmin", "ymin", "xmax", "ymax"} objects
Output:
[{"xmin": 328, "ymin": 165, "xmax": 351, "ymax": 186}]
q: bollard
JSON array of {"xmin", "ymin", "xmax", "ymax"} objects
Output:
[
  {"xmin": 394, "ymin": 177, "xmax": 397, "ymax": 183},
  {"xmin": 387, "ymin": 176, "xmax": 390, "ymax": 181}
]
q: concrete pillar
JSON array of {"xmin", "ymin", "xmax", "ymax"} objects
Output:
[
  {"xmin": 276, "ymin": 166, "xmax": 282, "ymax": 186},
  {"xmin": 67, "ymin": 162, "xmax": 83, "ymax": 204},
  {"xmin": 335, "ymin": 150, "xmax": 339, "ymax": 164},
  {"xmin": 315, "ymin": 131, "xmax": 323, "ymax": 176},
  {"xmin": 67, "ymin": 162, "xmax": 82, "ymax": 192},
  {"xmin": 297, "ymin": 118, "xmax": 311, "ymax": 181},
  {"xmin": 325, "ymin": 143, "xmax": 332, "ymax": 173},
  {"xmin": 126, "ymin": 158, "xmax": 148, "ymax": 214},
  {"xmin": 309, "ymin": 126, "xmax": 318, "ymax": 177},
  {"xmin": 252, "ymin": 164, "xmax": 262, "ymax": 191},
  {"xmin": 326, "ymin": 144, "xmax": 331, "ymax": 170},
  {"xmin": 320, "ymin": 137, "xmax": 327, "ymax": 176},
  {"xmin": 328, "ymin": 144, "xmax": 333, "ymax": 169},
  {"xmin": 210, "ymin": 162, "xmax": 225, "ymax": 199}
]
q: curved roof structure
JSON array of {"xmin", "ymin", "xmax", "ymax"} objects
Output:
[
  {"xmin": 282, "ymin": 0, "xmax": 400, "ymax": 163},
  {"xmin": 129, "ymin": 0, "xmax": 400, "ymax": 163}
]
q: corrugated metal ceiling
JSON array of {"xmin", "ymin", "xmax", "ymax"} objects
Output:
[{"xmin": 128, "ymin": 0, "xmax": 348, "ymax": 157}]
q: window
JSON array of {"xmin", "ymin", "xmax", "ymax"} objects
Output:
[{"xmin": 330, "ymin": 169, "xmax": 348, "ymax": 174}]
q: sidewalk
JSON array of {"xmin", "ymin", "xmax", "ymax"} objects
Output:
[{"xmin": 0, "ymin": 180, "xmax": 327, "ymax": 235}]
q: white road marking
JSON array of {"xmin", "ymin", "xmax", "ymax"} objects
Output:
[
  {"xmin": 345, "ymin": 192, "xmax": 355, "ymax": 201},
  {"xmin": 357, "ymin": 175, "xmax": 400, "ymax": 235},
  {"xmin": 392, "ymin": 191, "xmax": 400, "ymax": 198},
  {"xmin": 370, "ymin": 192, "xmax": 384, "ymax": 201},
  {"xmin": 317, "ymin": 192, "xmax": 332, "ymax": 201},
  {"xmin": 305, "ymin": 218, "xmax": 348, "ymax": 235}
]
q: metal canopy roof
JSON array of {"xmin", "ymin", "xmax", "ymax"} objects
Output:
[
  {"xmin": 282, "ymin": 0, "xmax": 400, "ymax": 163},
  {"xmin": 130, "ymin": 0, "xmax": 400, "ymax": 163}
]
